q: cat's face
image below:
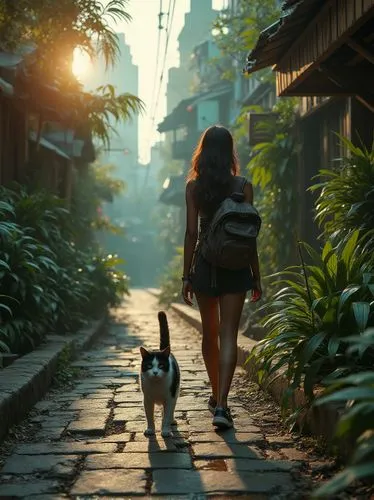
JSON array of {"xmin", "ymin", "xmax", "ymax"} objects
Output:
[{"xmin": 140, "ymin": 346, "xmax": 171, "ymax": 380}]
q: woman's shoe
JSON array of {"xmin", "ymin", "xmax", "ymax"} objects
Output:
[
  {"xmin": 208, "ymin": 395, "xmax": 217, "ymax": 414},
  {"xmin": 212, "ymin": 406, "xmax": 233, "ymax": 429}
]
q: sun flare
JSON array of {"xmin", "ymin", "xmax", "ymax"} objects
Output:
[{"xmin": 72, "ymin": 48, "xmax": 92, "ymax": 79}]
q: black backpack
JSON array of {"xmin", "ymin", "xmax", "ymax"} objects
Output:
[{"xmin": 200, "ymin": 177, "xmax": 261, "ymax": 270}]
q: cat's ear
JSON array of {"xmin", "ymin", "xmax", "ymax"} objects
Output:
[
  {"xmin": 140, "ymin": 346, "xmax": 149, "ymax": 358},
  {"xmin": 162, "ymin": 346, "xmax": 170, "ymax": 356}
]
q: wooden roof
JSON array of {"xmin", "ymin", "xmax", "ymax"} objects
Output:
[
  {"xmin": 244, "ymin": 0, "xmax": 374, "ymax": 111},
  {"xmin": 244, "ymin": 0, "xmax": 324, "ymax": 74},
  {"xmin": 157, "ymin": 84, "xmax": 231, "ymax": 133}
]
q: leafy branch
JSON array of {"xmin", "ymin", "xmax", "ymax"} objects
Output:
[{"xmin": 83, "ymin": 84, "xmax": 144, "ymax": 147}]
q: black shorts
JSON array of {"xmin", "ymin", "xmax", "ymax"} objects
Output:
[{"xmin": 190, "ymin": 254, "xmax": 254, "ymax": 297}]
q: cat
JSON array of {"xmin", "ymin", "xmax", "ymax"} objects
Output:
[{"xmin": 140, "ymin": 311, "xmax": 180, "ymax": 438}]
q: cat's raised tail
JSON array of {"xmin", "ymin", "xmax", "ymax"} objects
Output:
[{"xmin": 158, "ymin": 311, "xmax": 170, "ymax": 350}]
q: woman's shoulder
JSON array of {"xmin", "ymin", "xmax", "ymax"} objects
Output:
[
  {"xmin": 235, "ymin": 174, "xmax": 252, "ymax": 183},
  {"xmin": 234, "ymin": 175, "xmax": 252, "ymax": 189},
  {"xmin": 186, "ymin": 178, "xmax": 196, "ymax": 193}
]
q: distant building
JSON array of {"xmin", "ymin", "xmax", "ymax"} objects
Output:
[
  {"xmin": 81, "ymin": 33, "xmax": 139, "ymax": 189},
  {"xmin": 166, "ymin": 0, "xmax": 218, "ymax": 114}
]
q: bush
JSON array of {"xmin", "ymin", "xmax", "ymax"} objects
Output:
[
  {"xmin": 159, "ymin": 248, "xmax": 183, "ymax": 305},
  {"xmin": 248, "ymin": 137, "xmax": 374, "ymax": 496},
  {"xmin": 311, "ymin": 137, "xmax": 374, "ymax": 246},
  {"xmin": 0, "ymin": 185, "xmax": 129, "ymax": 355},
  {"xmin": 247, "ymin": 98, "xmax": 299, "ymax": 277},
  {"xmin": 313, "ymin": 369, "xmax": 374, "ymax": 497},
  {"xmin": 250, "ymin": 231, "xmax": 374, "ymax": 409}
]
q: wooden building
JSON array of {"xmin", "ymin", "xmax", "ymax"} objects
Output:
[
  {"xmin": 0, "ymin": 48, "xmax": 95, "ymax": 203},
  {"xmin": 245, "ymin": 0, "xmax": 374, "ymax": 243},
  {"xmin": 157, "ymin": 83, "xmax": 232, "ymax": 206}
]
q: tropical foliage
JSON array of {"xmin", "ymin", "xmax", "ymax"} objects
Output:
[
  {"xmin": 0, "ymin": 0, "xmax": 131, "ymax": 69},
  {"xmin": 0, "ymin": 167, "xmax": 129, "ymax": 357},
  {"xmin": 158, "ymin": 248, "xmax": 184, "ymax": 306},
  {"xmin": 247, "ymin": 98, "xmax": 299, "ymax": 278},
  {"xmin": 250, "ymin": 231, "xmax": 374, "ymax": 404},
  {"xmin": 211, "ymin": 0, "xmax": 280, "ymax": 78},
  {"xmin": 0, "ymin": 0, "xmax": 143, "ymax": 147},
  {"xmin": 248, "ymin": 138, "xmax": 374, "ymax": 495},
  {"xmin": 311, "ymin": 137, "xmax": 374, "ymax": 245},
  {"xmin": 313, "ymin": 369, "xmax": 374, "ymax": 497}
]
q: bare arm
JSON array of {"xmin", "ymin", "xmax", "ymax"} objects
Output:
[{"xmin": 183, "ymin": 181, "xmax": 198, "ymax": 279}]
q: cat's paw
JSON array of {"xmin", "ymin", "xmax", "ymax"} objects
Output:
[
  {"xmin": 144, "ymin": 428, "xmax": 155, "ymax": 437},
  {"xmin": 161, "ymin": 427, "xmax": 173, "ymax": 438}
]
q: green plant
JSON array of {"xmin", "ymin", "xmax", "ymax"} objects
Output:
[
  {"xmin": 0, "ymin": 180, "xmax": 130, "ymax": 354},
  {"xmin": 247, "ymin": 98, "xmax": 299, "ymax": 278},
  {"xmin": 0, "ymin": 1, "xmax": 143, "ymax": 148},
  {"xmin": 81, "ymin": 253, "xmax": 130, "ymax": 316},
  {"xmin": 311, "ymin": 137, "xmax": 374, "ymax": 245},
  {"xmin": 52, "ymin": 343, "xmax": 83, "ymax": 388},
  {"xmin": 249, "ymin": 231, "xmax": 374, "ymax": 413},
  {"xmin": 0, "ymin": 0, "xmax": 131, "ymax": 67},
  {"xmin": 312, "ymin": 369, "xmax": 374, "ymax": 497},
  {"xmin": 211, "ymin": 0, "xmax": 280, "ymax": 79},
  {"xmin": 70, "ymin": 161, "xmax": 126, "ymax": 248},
  {"xmin": 0, "ymin": 228, "xmax": 62, "ymax": 353},
  {"xmin": 159, "ymin": 248, "xmax": 184, "ymax": 306}
]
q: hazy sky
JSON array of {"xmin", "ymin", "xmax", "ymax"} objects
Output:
[{"xmin": 104, "ymin": 0, "xmax": 227, "ymax": 163}]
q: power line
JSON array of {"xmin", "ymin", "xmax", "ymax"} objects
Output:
[
  {"xmin": 143, "ymin": 0, "xmax": 169, "ymax": 159},
  {"xmin": 149, "ymin": 0, "xmax": 176, "ymax": 140},
  {"xmin": 148, "ymin": 0, "xmax": 163, "ymax": 126},
  {"xmin": 142, "ymin": 0, "xmax": 175, "ymax": 190}
]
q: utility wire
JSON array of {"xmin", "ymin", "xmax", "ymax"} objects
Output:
[
  {"xmin": 149, "ymin": 0, "xmax": 176, "ymax": 139},
  {"xmin": 142, "ymin": 0, "xmax": 176, "ymax": 190},
  {"xmin": 143, "ymin": 0, "xmax": 168, "ymax": 161},
  {"xmin": 148, "ymin": 0, "xmax": 163, "ymax": 126}
]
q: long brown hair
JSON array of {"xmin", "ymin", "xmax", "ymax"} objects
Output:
[{"xmin": 188, "ymin": 125, "xmax": 239, "ymax": 215}]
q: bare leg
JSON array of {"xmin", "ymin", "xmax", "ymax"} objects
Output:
[
  {"xmin": 143, "ymin": 397, "xmax": 155, "ymax": 436},
  {"xmin": 195, "ymin": 293, "xmax": 219, "ymax": 400},
  {"xmin": 217, "ymin": 293, "xmax": 246, "ymax": 408},
  {"xmin": 161, "ymin": 397, "xmax": 177, "ymax": 437}
]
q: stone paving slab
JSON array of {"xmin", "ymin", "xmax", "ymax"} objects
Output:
[
  {"xmin": 1, "ymin": 454, "xmax": 79, "ymax": 477},
  {"xmin": 188, "ymin": 431, "xmax": 264, "ymax": 443},
  {"xmin": 85, "ymin": 451, "xmax": 192, "ymax": 469},
  {"xmin": 14, "ymin": 442, "xmax": 116, "ymax": 455},
  {"xmin": 151, "ymin": 469, "xmax": 293, "ymax": 495},
  {"xmin": 124, "ymin": 440, "xmax": 182, "ymax": 453},
  {"xmin": 194, "ymin": 458, "xmax": 298, "ymax": 472},
  {"xmin": 193, "ymin": 442, "xmax": 263, "ymax": 459},
  {"xmin": 71, "ymin": 470, "xmax": 147, "ymax": 496},
  {"xmin": 86, "ymin": 432, "xmax": 132, "ymax": 443},
  {"xmin": 0, "ymin": 290, "xmax": 322, "ymax": 498},
  {"xmin": 0, "ymin": 480, "xmax": 60, "ymax": 497},
  {"xmin": 68, "ymin": 399, "xmax": 109, "ymax": 410}
]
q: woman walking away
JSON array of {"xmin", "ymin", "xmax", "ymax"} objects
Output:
[{"xmin": 181, "ymin": 125, "xmax": 262, "ymax": 430}]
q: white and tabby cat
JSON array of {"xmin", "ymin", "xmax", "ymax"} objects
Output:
[{"xmin": 140, "ymin": 311, "xmax": 180, "ymax": 437}]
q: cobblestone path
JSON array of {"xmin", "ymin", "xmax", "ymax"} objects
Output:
[{"xmin": 0, "ymin": 290, "xmax": 310, "ymax": 498}]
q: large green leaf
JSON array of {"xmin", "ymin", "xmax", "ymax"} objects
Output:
[
  {"xmin": 352, "ymin": 435, "xmax": 374, "ymax": 464},
  {"xmin": 315, "ymin": 387, "xmax": 374, "ymax": 406},
  {"xmin": 352, "ymin": 302, "xmax": 371, "ymax": 332},
  {"xmin": 335, "ymin": 401, "xmax": 374, "ymax": 438},
  {"xmin": 341, "ymin": 230, "xmax": 360, "ymax": 269},
  {"xmin": 338, "ymin": 286, "xmax": 361, "ymax": 313},
  {"xmin": 312, "ymin": 462, "xmax": 374, "ymax": 497}
]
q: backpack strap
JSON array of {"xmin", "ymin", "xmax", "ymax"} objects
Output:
[
  {"xmin": 234, "ymin": 175, "xmax": 247, "ymax": 193},
  {"xmin": 240, "ymin": 176, "xmax": 247, "ymax": 193}
]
